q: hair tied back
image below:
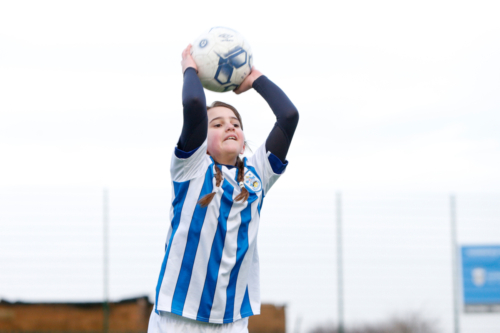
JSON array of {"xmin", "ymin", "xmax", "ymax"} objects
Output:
[{"xmin": 198, "ymin": 162, "xmax": 224, "ymax": 208}]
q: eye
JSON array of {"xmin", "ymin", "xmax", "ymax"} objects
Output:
[
  {"xmin": 213, "ymin": 124, "xmax": 222, "ymax": 128},
  {"xmin": 233, "ymin": 123, "xmax": 240, "ymax": 128}
]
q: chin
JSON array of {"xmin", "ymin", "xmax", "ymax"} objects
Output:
[
  {"xmin": 223, "ymin": 143, "xmax": 243, "ymax": 153},
  {"xmin": 225, "ymin": 149, "xmax": 242, "ymax": 157}
]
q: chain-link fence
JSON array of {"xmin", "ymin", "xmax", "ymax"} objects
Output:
[{"xmin": 1, "ymin": 187, "xmax": 499, "ymax": 332}]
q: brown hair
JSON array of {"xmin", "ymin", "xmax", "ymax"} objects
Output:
[
  {"xmin": 207, "ymin": 101, "xmax": 244, "ymax": 130},
  {"xmin": 198, "ymin": 101, "xmax": 250, "ymax": 208}
]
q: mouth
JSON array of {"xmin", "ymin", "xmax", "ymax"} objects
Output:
[{"xmin": 224, "ymin": 136, "xmax": 237, "ymax": 141}]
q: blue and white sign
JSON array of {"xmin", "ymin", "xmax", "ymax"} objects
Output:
[{"xmin": 461, "ymin": 245, "xmax": 500, "ymax": 312}]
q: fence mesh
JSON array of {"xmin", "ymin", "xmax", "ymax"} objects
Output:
[{"xmin": 1, "ymin": 187, "xmax": 499, "ymax": 332}]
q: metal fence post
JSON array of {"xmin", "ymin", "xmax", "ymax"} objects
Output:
[
  {"xmin": 450, "ymin": 194, "xmax": 460, "ymax": 333},
  {"xmin": 103, "ymin": 188, "xmax": 109, "ymax": 333},
  {"xmin": 336, "ymin": 192, "xmax": 344, "ymax": 333}
]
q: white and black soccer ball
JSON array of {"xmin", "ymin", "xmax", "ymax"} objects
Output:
[{"xmin": 191, "ymin": 27, "xmax": 253, "ymax": 93}]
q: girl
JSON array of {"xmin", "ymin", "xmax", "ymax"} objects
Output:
[{"xmin": 148, "ymin": 45, "xmax": 299, "ymax": 333}]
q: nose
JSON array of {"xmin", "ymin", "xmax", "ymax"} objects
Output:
[{"xmin": 226, "ymin": 123, "xmax": 235, "ymax": 131}]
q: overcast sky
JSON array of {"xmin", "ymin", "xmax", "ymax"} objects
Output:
[
  {"xmin": 1, "ymin": 1, "xmax": 499, "ymax": 332},
  {"xmin": 1, "ymin": 0, "xmax": 499, "ymax": 192}
]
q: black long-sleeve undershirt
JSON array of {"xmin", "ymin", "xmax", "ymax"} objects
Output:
[
  {"xmin": 178, "ymin": 68, "xmax": 208, "ymax": 152},
  {"xmin": 178, "ymin": 68, "xmax": 299, "ymax": 163},
  {"xmin": 253, "ymin": 75, "xmax": 299, "ymax": 162}
]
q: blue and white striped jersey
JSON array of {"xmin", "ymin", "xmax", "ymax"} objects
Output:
[{"xmin": 155, "ymin": 139, "xmax": 287, "ymax": 324}]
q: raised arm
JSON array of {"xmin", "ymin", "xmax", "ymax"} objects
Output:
[
  {"xmin": 177, "ymin": 45, "xmax": 207, "ymax": 152},
  {"xmin": 235, "ymin": 69, "xmax": 299, "ymax": 163}
]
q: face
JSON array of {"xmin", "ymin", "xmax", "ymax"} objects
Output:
[{"xmin": 207, "ymin": 106, "xmax": 245, "ymax": 165}]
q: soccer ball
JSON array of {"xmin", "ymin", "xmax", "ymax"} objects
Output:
[{"xmin": 191, "ymin": 27, "xmax": 253, "ymax": 93}]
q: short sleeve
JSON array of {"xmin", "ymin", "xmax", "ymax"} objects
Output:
[
  {"xmin": 247, "ymin": 143, "xmax": 288, "ymax": 195},
  {"xmin": 170, "ymin": 139, "xmax": 212, "ymax": 182}
]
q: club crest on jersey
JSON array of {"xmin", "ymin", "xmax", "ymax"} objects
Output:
[{"xmin": 244, "ymin": 170, "xmax": 262, "ymax": 193}]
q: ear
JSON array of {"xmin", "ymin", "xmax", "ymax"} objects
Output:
[{"xmin": 240, "ymin": 143, "xmax": 245, "ymax": 155}]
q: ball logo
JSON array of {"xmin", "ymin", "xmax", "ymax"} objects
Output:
[
  {"xmin": 218, "ymin": 34, "xmax": 234, "ymax": 42},
  {"xmin": 243, "ymin": 170, "xmax": 262, "ymax": 193},
  {"xmin": 199, "ymin": 39, "xmax": 208, "ymax": 48}
]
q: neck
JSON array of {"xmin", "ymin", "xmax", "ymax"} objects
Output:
[{"xmin": 217, "ymin": 157, "xmax": 238, "ymax": 166}]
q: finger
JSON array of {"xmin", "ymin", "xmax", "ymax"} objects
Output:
[
  {"xmin": 233, "ymin": 83, "xmax": 242, "ymax": 94},
  {"xmin": 233, "ymin": 84, "xmax": 246, "ymax": 95},
  {"xmin": 182, "ymin": 45, "xmax": 190, "ymax": 58}
]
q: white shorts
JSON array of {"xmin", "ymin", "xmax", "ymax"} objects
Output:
[{"xmin": 147, "ymin": 309, "xmax": 249, "ymax": 333}]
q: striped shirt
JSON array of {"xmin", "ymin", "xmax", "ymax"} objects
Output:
[{"xmin": 155, "ymin": 139, "xmax": 287, "ymax": 324}]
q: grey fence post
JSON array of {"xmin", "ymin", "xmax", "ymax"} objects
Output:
[
  {"xmin": 336, "ymin": 192, "xmax": 344, "ymax": 333},
  {"xmin": 450, "ymin": 194, "xmax": 460, "ymax": 333},
  {"xmin": 103, "ymin": 188, "xmax": 109, "ymax": 333}
]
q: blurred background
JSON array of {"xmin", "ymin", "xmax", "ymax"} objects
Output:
[{"xmin": 1, "ymin": 1, "xmax": 499, "ymax": 332}]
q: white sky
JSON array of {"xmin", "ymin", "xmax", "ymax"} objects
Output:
[
  {"xmin": 1, "ymin": 0, "xmax": 499, "ymax": 192},
  {"xmin": 1, "ymin": 1, "xmax": 500, "ymax": 332}
]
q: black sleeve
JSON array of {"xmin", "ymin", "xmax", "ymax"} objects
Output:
[
  {"xmin": 252, "ymin": 76, "xmax": 299, "ymax": 163},
  {"xmin": 177, "ymin": 67, "xmax": 208, "ymax": 152}
]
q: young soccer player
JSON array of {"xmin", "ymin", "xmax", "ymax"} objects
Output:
[{"xmin": 148, "ymin": 45, "xmax": 299, "ymax": 333}]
